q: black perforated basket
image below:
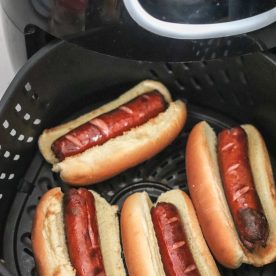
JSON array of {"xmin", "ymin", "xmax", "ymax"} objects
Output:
[{"xmin": 0, "ymin": 40, "xmax": 275, "ymax": 276}]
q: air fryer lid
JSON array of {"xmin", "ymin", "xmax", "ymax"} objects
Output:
[{"xmin": 1, "ymin": 0, "xmax": 276, "ymax": 61}]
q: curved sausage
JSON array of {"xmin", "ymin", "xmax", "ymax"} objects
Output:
[
  {"xmin": 52, "ymin": 90, "xmax": 166, "ymax": 160},
  {"xmin": 151, "ymin": 202, "xmax": 199, "ymax": 276},
  {"xmin": 218, "ymin": 127, "xmax": 269, "ymax": 251},
  {"xmin": 64, "ymin": 188, "xmax": 106, "ymax": 276}
]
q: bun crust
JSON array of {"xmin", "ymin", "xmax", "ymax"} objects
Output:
[
  {"xmin": 241, "ymin": 125, "xmax": 276, "ymax": 266},
  {"xmin": 32, "ymin": 187, "xmax": 75, "ymax": 276},
  {"xmin": 38, "ymin": 80, "xmax": 187, "ymax": 185},
  {"xmin": 120, "ymin": 192, "xmax": 166, "ymax": 276},
  {"xmin": 121, "ymin": 190, "xmax": 220, "ymax": 276},
  {"xmin": 186, "ymin": 121, "xmax": 276, "ymax": 268},
  {"xmin": 32, "ymin": 188, "xmax": 126, "ymax": 276}
]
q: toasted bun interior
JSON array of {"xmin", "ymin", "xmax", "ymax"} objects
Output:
[
  {"xmin": 32, "ymin": 188, "xmax": 126, "ymax": 276},
  {"xmin": 92, "ymin": 191, "xmax": 126, "ymax": 276},
  {"xmin": 121, "ymin": 192, "xmax": 166, "ymax": 276},
  {"xmin": 157, "ymin": 189, "xmax": 220, "ymax": 276},
  {"xmin": 39, "ymin": 80, "xmax": 173, "ymax": 165}
]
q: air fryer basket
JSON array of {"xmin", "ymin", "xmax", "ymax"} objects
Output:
[{"xmin": 0, "ymin": 41, "xmax": 276, "ymax": 276}]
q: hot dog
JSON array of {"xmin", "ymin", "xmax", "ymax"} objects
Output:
[
  {"xmin": 38, "ymin": 80, "xmax": 187, "ymax": 185},
  {"xmin": 52, "ymin": 91, "xmax": 166, "ymax": 161},
  {"xmin": 32, "ymin": 187, "xmax": 126, "ymax": 276},
  {"xmin": 120, "ymin": 190, "xmax": 220, "ymax": 276},
  {"xmin": 186, "ymin": 121, "xmax": 276, "ymax": 268}
]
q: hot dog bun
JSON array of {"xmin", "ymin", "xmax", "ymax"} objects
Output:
[
  {"xmin": 32, "ymin": 187, "xmax": 126, "ymax": 276},
  {"xmin": 186, "ymin": 121, "xmax": 276, "ymax": 268},
  {"xmin": 120, "ymin": 189, "xmax": 220, "ymax": 276},
  {"xmin": 38, "ymin": 80, "xmax": 187, "ymax": 185}
]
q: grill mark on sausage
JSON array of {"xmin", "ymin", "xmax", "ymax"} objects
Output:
[
  {"xmin": 172, "ymin": 241, "xmax": 186, "ymax": 250},
  {"xmin": 166, "ymin": 217, "xmax": 179, "ymax": 224},
  {"xmin": 119, "ymin": 106, "xmax": 133, "ymax": 114},
  {"xmin": 233, "ymin": 186, "xmax": 250, "ymax": 201},
  {"xmin": 221, "ymin": 142, "xmax": 235, "ymax": 151},
  {"xmin": 142, "ymin": 94, "xmax": 151, "ymax": 100},
  {"xmin": 184, "ymin": 264, "xmax": 197, "ymax": 274},
  {"xmin": 226, "ymin": 163, "xmax": 240, "ymax": 174},
  {"xmin": 65, "ymin": 134, "xmax": 83, "ymax": 148},
  {"xmin": 90, "ymin": 119, "xmax": 110, "ymax": 136}
]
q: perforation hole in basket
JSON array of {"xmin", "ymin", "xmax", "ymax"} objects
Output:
[
  {"xmin": 32, "ymin": 92, "xmax": 39, "ymax": 101},
  {"xmin": 10, "ymin": 129, "xmax": 16, "ymax": 136},
  {"xmin": 165, "ymin": 175, "xmax": 174, "ymax": 182},
  {"xmin": 4, "ymin": 151, "xmax": 10, "ymax": 158},
  {"xmin": 27, "ymin": 205, "xmax": 37, "ymax": 218},
  {"xmin": 21, "ymin": 232, "xmax": 32, "ymax": 248},
  {"xmin": 0, "ymin": 194, "xmax": 3, "ymax": 200},
  {"xmin": 200, "ymin": 61, "xmax": 207, "ymax": 68},
  {"xmin": 195, "ymin": 50, "xmax": 201, "ymax": 57},
  {"xmin": 174, "ymin": 79, "xmax": 185, "ymax": 91},
  {"xmin": 0, "ymin": 173, "xmax": 6, "ymax": 179},
  {"xmin": 205, "ymin": 74, "xmax": 215, "ymax": 86},
  {"xmin": 149, "ymin": 69, "xmax": 159, "ymax": 79},
  {"xmin": 24, "ymin": 113, "xmax": 31, "ymax": 121},
  {"xmin": 220, "ymin": 70, "xmax": 230, "ymax": 84},
  {"xmin": 25, "ymin": 82, "xmax": 32, "ymax": 92},
  {"xmin": 182, "ymin": 63, "xmax": 190, "ymax": 71},
  {"xmin": 15, "ymin": 104, "xmax": 22, "ymax": 112},
  {"xmin": 27, "ymin": 137, "xmax": 34, "ymax": 143},
  {"xmin": 165, "ymin": 63, "xmax": 173, "ymax": 74},
  {"xmin": 107, "ymin": 190, "xmax": 115, "ymax": 197},
  {"xmin": 8, "ymin": 174, "xmax": 15, "ymax": 180},
  {"xmin": 236, "ymin": 56, "xmax": 244, "ymax": 66},
  {"xmin": 223, "ymin": 49, "xmax": 229, "ymax": 57},
  {"xmin": 18, "ymin": 134, "xmax": 25, "ymax": 141},
  {"xmin": 211, "ymin": 52, "xmax": 217, "ymax": 59},
  {"xmin": 119, "ymin": 182, "xmax": 126, "ymax": 188},
  {"xmin": 23, "ymin": 248, "xmax": 33, "ymax": 257},
  {"xmin": 13, "ymin": 154, "xmax": 20, "ymax": 161},
  {"xmin": 190, "ymin": 77, "xmax": 202, "ymax": 90},
  {"xmin": 239, "ymin": 72, "xmax": 248, "ymax": 85},
  {"xmin": 33, "ymin": 119, "xmax": 41, "ymax": 125},
  {"xmin": 3, "ymin": 120, "xmax": 9, "ymax": 129}
]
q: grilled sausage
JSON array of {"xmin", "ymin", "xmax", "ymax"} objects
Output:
[
  {"xmin": 217, "ymin": 127, "xmax": 269, "ymax": 251},
  {"xmin": 151, "ymin": 202, "xmax": 199, "ymax": 276},
  {"xmin": 52, "ymin": 91, "xmax": 166, "ymax": 161},
  {"xmin": 64, "ymin": 188, "xmax": 106, "ymax": 276}
]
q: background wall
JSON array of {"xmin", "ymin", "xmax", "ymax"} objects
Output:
[{"xmin": 0, "ymin": 7, "xmax": 16, "ymax": 99}]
